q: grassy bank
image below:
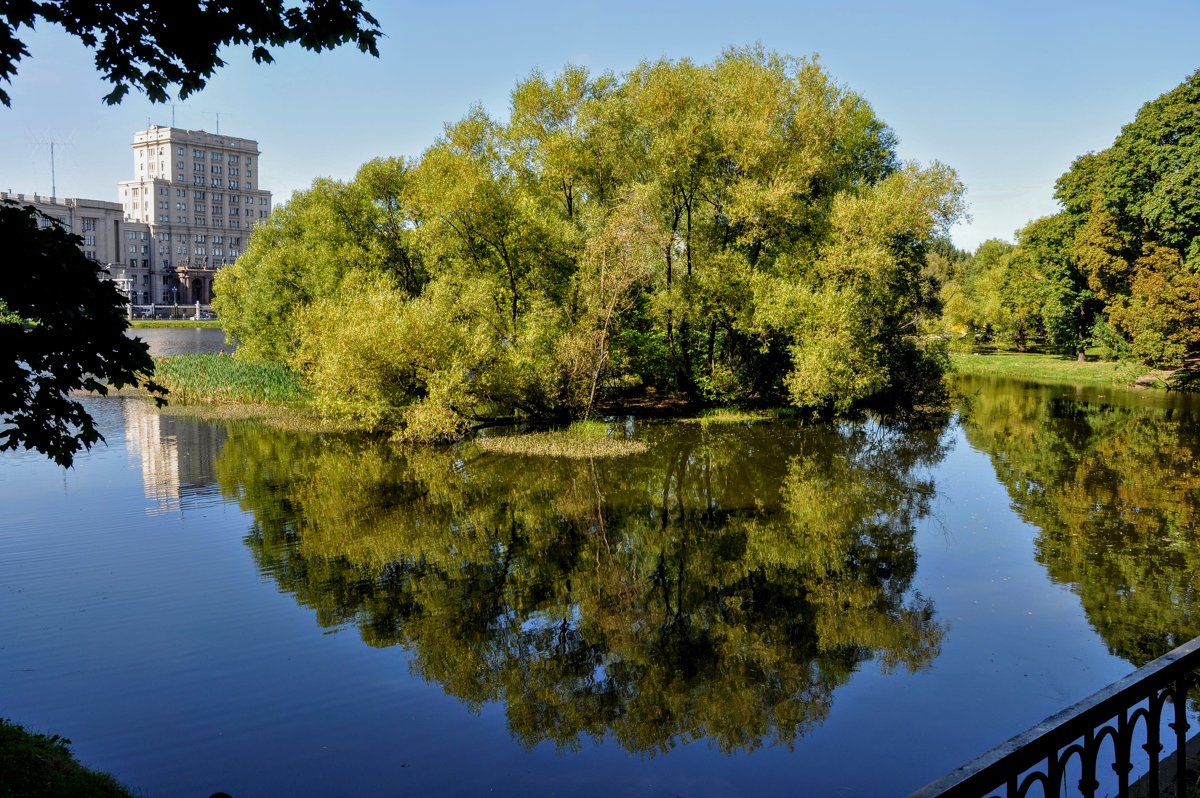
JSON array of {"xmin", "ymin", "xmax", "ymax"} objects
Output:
[
  {"xmin": 153, "ymin": 353, "xmax": 308, "ymax": 405},
  {"xmin": 149, "ymin": 354, "xmax": 362, "ymax": 433},
  {"xmin": 476, "ymin": 420, "xmax": 650, "ymax": 458},
  {"xmin": 950, "ymin": 352, "xmax": 1172, "ymax": 389},
  {"xmin": 0, "ymin": 717, "xmax": 136, "ymax": 798},
  {"xmin": 130, "ymin": 319, "xmax": 223, "ymax": 328}
]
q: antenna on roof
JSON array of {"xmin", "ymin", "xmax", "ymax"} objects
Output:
[
  {"xmin": 33, "ymin": 139, "xmax": 65, "ymax": 196},
  {"xmin": 197, "ymin": 109, "xmax": 229, "ymax": 135}
]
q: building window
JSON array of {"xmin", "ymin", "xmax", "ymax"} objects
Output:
[
  {"xmin": 177, "ymin": 147, "xmax": 184, "ymax": 156},
  {"xmin": 229, "ymin": 180, "xmax": 239, "ymax": 189},
  {"xmin": 195, "ymin": 204, "xmax": 205, "ymax": 213},
  {"xmin": 211, "ymin": 178, "xmax": 222, "ymax": 187},
  {"xmin": 211, "ymin": 165, "xmax": 222, "ymax": 174},
  {"xmin": 194, "ymin": 163, "xmax": 204, "ymax": 172},
  {"xmin": 195, "ymin": 217, "xmax": 206, "ymax": 226},
  {"xmin": 194, "ymin": 234, "xmax": 206, "ymax": 243},
  {"xmin": 195, "ymin": 247, "xmax": 206, "ymax": 256},
  {"xmin": 194, "ymin": 149, "xmax": 205, "ymax": 159}
]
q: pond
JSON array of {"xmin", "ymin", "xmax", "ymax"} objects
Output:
[
  {"xmin": 2, "ymin": 366, "xmax": 1200, "ymax": 796},
  {"xmin": 126, "ymin": 325, "xmax": 234, "ymax": 357}
]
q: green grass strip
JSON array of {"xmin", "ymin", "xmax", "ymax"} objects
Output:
[
  {"xmin": 476, "ymin": 421, "xmax": 649, "ymax": 458},
  {"xmin": 950, "ymin": 352, "xmax": 1168, "ymax": 389},
  {"xmin": 153, "ymin": 353, "xmax": 310, "ymax": 405}
]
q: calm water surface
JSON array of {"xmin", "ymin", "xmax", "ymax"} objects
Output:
[
  {"xmin": 2, "ymin": 363, "xmax": 1199, "ymax": 796},
  {"xmin": 126, "ymin": 325, "xmax": 234, "ymax": 356}
]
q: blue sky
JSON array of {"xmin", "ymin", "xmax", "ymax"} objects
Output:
[{"xmin": 1, "ymin": 0, "xmax": 1197, "ymax": 250}]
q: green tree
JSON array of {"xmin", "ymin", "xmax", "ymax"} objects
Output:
[
  {"xmin": 213, "ymin": 158, "xmax": 421, "ymax": 363},
  {"xmin": 0, "ymin": 201, "xmax": 164, "ymax": 464},
  {"xmin": 234, "ymin": 49, "xmax": 963, "ymax": 436},
  {"xmin": 1060, "ymin": 70, "xmax": 1200, "ymax": 367}
]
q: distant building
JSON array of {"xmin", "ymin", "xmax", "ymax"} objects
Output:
[{"xmin": 3, "ymin": 125, "xmax": 271, "ymax": 306}]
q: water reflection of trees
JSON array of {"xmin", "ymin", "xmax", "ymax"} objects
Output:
[
  {"xmin": 960, "ymin": 377, "xmax": 1200, "ymax": 665},
  {"xmin": 215, "ymin": 419, "xmax": 947, "ymax": 754}
]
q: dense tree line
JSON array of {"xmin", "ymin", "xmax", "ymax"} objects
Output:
[
  {"xmin": 215, "ymin": 48, "xmax": 963, "ymax": 438},
  {"xmin": 939, "ymin": 70, "xmax": 1200, "ymax": 367}
]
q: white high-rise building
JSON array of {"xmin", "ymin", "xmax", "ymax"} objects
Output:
[
  {"xmin": 3, "ymin": 126, "xmax": 270, "ymax": 308},
  {"xmin": 116, "ymin": 125, "xmax": 272, "ymax": 304}
]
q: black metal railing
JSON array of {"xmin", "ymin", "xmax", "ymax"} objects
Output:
[{"xmin": 910, "ymin": 635, "xmax": 1200, "ymax": 798}]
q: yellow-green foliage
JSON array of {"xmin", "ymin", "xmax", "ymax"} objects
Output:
[{"xmin": 226, "ymin": 48, "xmax": 965, "ymax": 437}]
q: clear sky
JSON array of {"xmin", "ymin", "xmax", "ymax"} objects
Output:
[{"xmin": 1, "ymin": 0, "xmax": 1197, "ymax": 251}]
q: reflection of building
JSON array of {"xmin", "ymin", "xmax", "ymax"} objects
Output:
[
  {"xmin": 122, "ymin": 398, "xmax": 227, "ymax": 514},
  {"xmin": 3, "ymin": 125, "xmax": 271, "ymax": 306}
]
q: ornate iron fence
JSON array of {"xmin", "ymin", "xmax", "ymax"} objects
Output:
[{"xmin": 909, "ymin": 635, "xmax": 1200, "ymax": 798}]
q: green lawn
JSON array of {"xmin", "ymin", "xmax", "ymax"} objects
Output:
[{"xmin": 950, "ymin": 351, "xmax": 1171, "ymax": 389}]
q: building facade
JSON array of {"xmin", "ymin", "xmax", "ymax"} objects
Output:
[{"xmin": 4, "ymin": 125, "xmax": 271, "ymax": 306}]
